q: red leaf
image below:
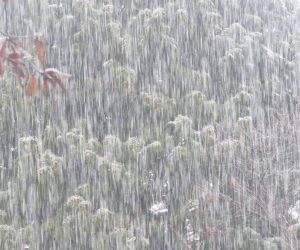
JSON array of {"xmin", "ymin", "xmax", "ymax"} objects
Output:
[
  {"xmin": 0, "ymin": 61, "xmax": 4, "ymax": 77},
  {"xmin": 43, "ymin": 68, "xmax": 70, "ymax": 91},
  {"xmin": 0, "ymin": 42, "xmax": 6, "ymax": 77},
  {"xmin": 25, "ymin": 74, "xmax": 38, "ymax": 98},
  {"xmin": 7, "ymin": 52, "xmax": 24, "ymax": 65},
  {"xmin": 0, "ymin": 42, "xmax": 6, "ymax": 56},
  {"xmin": 8, "ymin": 52, "xmax": 25, "ymax": 85},
  {"xmin": 43, "ymin": 77, "xmax": 49, "ymax": 93},
  {"xmin": 34, "ymin": 37, "xmax": 45, "ymax": 65}
]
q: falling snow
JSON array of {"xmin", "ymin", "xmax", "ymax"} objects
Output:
[{"xmin": 0, "ymin": 0, "xmax": 300, "ymax": 249}]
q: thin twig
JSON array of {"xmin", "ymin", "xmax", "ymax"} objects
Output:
[
  {"xmin": 4, "ymin": 3, "xmax": 8, "ymax": 34},
  {"xmin": 0, "ymin": 30, "xmax": 8, "ymax": 37},
  {"xmin": 27, "ymin": 60, "xmax": 44, "ymax": 74},
  {"xmin": 0, "ymin": 30, "xmax": 36, "ymax": 39}
]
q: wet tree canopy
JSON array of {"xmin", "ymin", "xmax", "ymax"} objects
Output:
[{"xmin": 1, "ymin": 0, "xmax": 300, "ymax": 249}]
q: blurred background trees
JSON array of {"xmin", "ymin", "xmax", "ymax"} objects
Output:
[{"xmin": 1, "ymin": 0, "xmax": 300, "ymax": 249}]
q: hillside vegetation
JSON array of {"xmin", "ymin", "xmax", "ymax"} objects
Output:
[{"xmin": 0, "ymin": 0, "xmax": 300, "ymax": 249}]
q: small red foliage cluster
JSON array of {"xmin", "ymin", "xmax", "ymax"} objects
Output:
[{"xmin": 0, "ymin": 0, "xmax": 70, "ymax": 103}]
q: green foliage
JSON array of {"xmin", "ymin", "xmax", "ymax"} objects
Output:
[{"xmin": 0, "ymin": 0, "xmax": 299, "ymax": 249}]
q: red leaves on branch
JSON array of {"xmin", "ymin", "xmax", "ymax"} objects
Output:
[
  {"xmin": 7, "ymin": 51, "xmax": 26, "ymax": 86},
  {"xmin": 24, "ymin": 68, "xmax": 70, "ymax": 103},
  {"xmin": 43, "ymin": 68, "xmax": 71, "ymax": 91},
  {"xmin": 34, "ymin": 37, "xmax": 45, "ymax": 65},
  {"xmin": 0, "ymin": 32, "xmax": 70, "ymax": 103},
  {"xmin": 0, "ymin": 39, "xmax": 27, "ymax": 86}
]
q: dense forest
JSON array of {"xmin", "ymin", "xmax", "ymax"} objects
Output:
[{"xmin": 0, "ymin": 0, "xmax": 300, "ymax": 249}]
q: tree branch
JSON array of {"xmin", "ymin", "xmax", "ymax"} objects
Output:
[
  {"xmin": 0, "ymin": 30, "xmax": 37, "ymax": 39},
  {"xmin": 4, "ymin": 3, "xmax": 8, "ymax": 34}
]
